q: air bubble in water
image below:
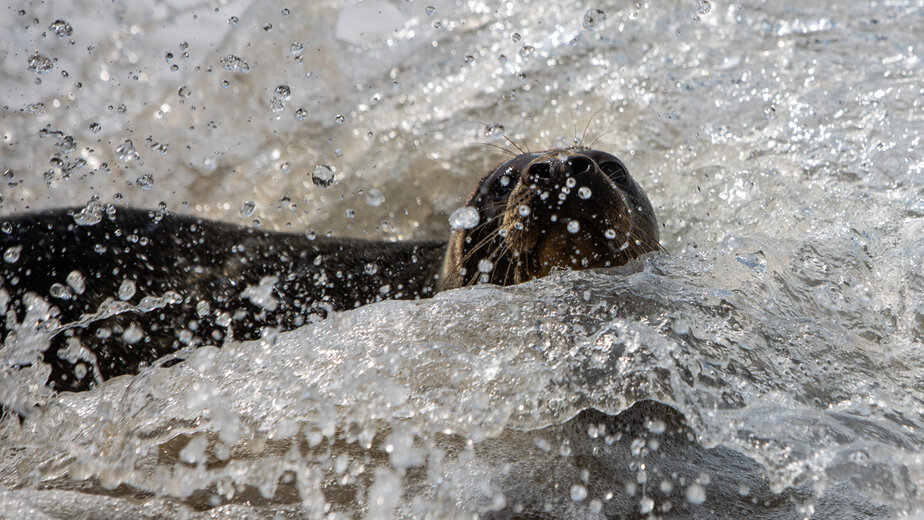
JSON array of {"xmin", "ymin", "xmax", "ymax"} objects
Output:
[
  {"xmin": 567, "ymin": 220, "xmax": 581, "ymax": 233},
  {"xmin": 449, "ymin": 206, "xmax": 479, "ymax": 230},
  {"xmin": 49, "ymin": 19, "xmax": 73, "ymax": 38},
  {"xmin": 27, "ymin": 53, "xmax": 53, "ymax": 74},
  {"xmin": 583, "ymin": 9, "xmax": 606, "ymax": 30},
  {"xmin": 136, "ymin": 174, "xmax": 154, "ymax": 190},
  {"xmin": 311, "ymin": 165, "xmax": 335, "ymax": 187},
  {"xmin": 240, "ymin": 200, "xmax": 256, "ymax": 217},
  {"xmin": 578, "ymin": 186, "xmax": 592, "ymax": 199}
]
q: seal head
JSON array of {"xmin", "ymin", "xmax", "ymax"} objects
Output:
[{"xmin": 440, "ymin": 148, "xmax": 662, "ymax": 290}]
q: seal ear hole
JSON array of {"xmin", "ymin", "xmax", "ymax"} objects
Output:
[{"xmin": 600, "ymin": 161, "xmax": 628, "ymax": 184}]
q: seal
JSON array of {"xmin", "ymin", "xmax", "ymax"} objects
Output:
[
  {"xmin": 0, "ymin": 147, "xmax": 660, "ymax": 397},
  {"xmin": 440, "ymin": 147, "xmax": 662, "ymax": 289}
]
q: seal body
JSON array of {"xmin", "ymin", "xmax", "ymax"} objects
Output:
[
  {"xmin": 1, "ymin": 208, "xmax": 445, "ymax": 393},
  {"xmin": 440, "ymin": 147, "xmax": 661, "ymax": 289},
  {"xmin": 0, "ymin": 147, "xmax": 660, "ymax": 396}
]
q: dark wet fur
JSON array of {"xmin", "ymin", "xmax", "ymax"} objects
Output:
[{"xmin": 0, "ymin": 207, "xmax": 445, "ymax": 395}]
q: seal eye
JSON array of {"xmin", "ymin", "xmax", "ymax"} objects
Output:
[{"xmin": 599, "ymin": 160, "xmax": 629, "ymax": 185}]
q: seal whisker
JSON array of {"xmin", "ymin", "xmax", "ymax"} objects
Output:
[
  {"xmin": 483, "ymin": 142, "xmax": 518, "ymax": 157},
  {"xmin": 502, "ymin": 135, "xmax": 525, "ymax": 155},
  {"xmin": 579, "ymin": 109, "xmax": 604, "ymax": 148}
]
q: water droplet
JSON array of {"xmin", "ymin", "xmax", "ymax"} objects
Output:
[
  {"xmin": 118, "ymin": 280, "xmax": 136, "ymax": 301},
  {"xmin": 3, "ymin": 245, "xmax": 22, "ymax": 263},
  {"xmin": 305, "ymin": 229, "xmax": 317, "ymax": 240},
  {"xmin": 50, "ymin": 283, "xmax": 73, "ymax": 300},
  {"xmin": 263, "ymin": 23, "xmax": 273, "ymax": 32},
  {"xmin": 49, "ymin": 19, "xmax": 73, "ymax": 38},
  {"xmin": 240, "ymin": 200, "xmax": 256, "ymax": 217},
  {"xmin": 478, "ymin": 259, "xmax": 493, "ymax": 273},
  {"xmin": 365, "ymin": 188, "xmax": 384, "ymax": 207},
  {"xmin": 578, "ymin": 186, "xmax": 592, "ymax": 199},
  {"xmin": 686, "ymin": 484, "xmax": 706, "ymax": 504},
  {"xmin": 570, "ymin": 484, "xmax": 587, "ymax": 501},
  {"xmin": 89, "ymin": 122, "xmax": 101, "ymax": 133},
  {"xmin": 345, "ymin": 208, "xmax": 355, "ymax": 219},
  {"xmin": 66, "ymin": 270, "xmax": 86, "ymax": 295},
  {"xmin": 449, "ymin": 206, "xmax": 480, "ymax": 230},
  {"xmin": 519, "ymin": 45, "xmax": 535, "ymax": 59},
  {"xmin": 122, "ymin": 323, "xmax": 143, "ymax": 344},
  {"xmin": 640, "ymin": 496, "xmax": 655, "ymax": 514},
  {"xmin": 517, "ymin": 204, "xmax": 531, "ymax": 217},
  {"xmin": 294, "ymin": 108, "xmax": 307, "ymax": 121},
  {"xmin": 511, "ymin": 32, "xmax": 521, "ymax": 42},
  {"xmin": 281, "ymin": 8, "xmax": 290, "ymax": 17},
  {"xmin": 279, "ymin": 161, "xmax": 291, "ymax": 174},
  {"xmin": 73, "ymin": 199, "xmax": 104, "ymax": 226},
  {"xmin": 135, "ymin": 174, "xmax": 154, "ymax": 190},
  {"xmin": 27, "ymin": 53, "xmax": 53, "ymax": 74},
  {"xmin": 220, "ymin": 54, "xmax": 249, "ymax": 72},
  {"xmin": 116, "ymin": 139, "xmax": 139, "ymax": 162},
  {"xmin": 567, "ymin": 220, "xmax": 580, "ymax": 233},
  {"xmin": 290, "ymin": 41, "xmax": 304, "ymax": 55},
  {"xmin": 425, "ymin": 6, "xmax": 436, "ymax": 16},
  {"xmin": 311, "ymin": 165, "xmax": 335, "ymax": 187},
  {"xmin": 177, "ymin": 85, "xmax": 191, "ymax": 98},
  {"xmin": 483, "ymin": 123, "xmax": 505, "ymax": 139},
  {"xmin": 583, "ymin": 8, "xmax": 607, "ymax": 30},
  {"xmin": 565, "ymin": 177, "xmax": 577, "ymax": 188},
  {"xmin": 364, "ymin": 263, "xmax": 378, "ymax": 275},
  {"xmin": 228, "ymin": 16, "xmax": 239, "ymax": 26},
  {"xmin": 274, "ymin": 85, "xmax": 291, "ymax": 99},
  {"xmin": 334, "ymin": 114, "xmax": 345, "ymax": 124},
  {"xmin": 696, "ymin": 0, "xmax": 711, "ymax": 15},
  {"xmin": 463, "ymin": 54, "xmax": 474, "ymax": 64}
]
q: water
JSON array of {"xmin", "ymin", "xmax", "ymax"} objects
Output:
[{"xmin": 1, "ymin": 0, "xmax": 922, "ymax": 518}]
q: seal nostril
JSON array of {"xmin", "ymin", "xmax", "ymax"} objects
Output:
[
  {"xmin": 528, "ymin": 163, "xmax": 551, "ymax": 185},
  {"xmin": 567, "ymin": 156, "xmax": 593, "ymax": 176},
  {"xmin": 599, "ymin": 160, "xmax": 628, "ymax": 185}
]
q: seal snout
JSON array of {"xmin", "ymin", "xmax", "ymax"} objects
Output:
[{"xmin": 440, "ymin": 147, "xmax": 661, "ymax": 290}]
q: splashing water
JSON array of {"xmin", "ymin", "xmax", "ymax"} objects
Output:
[{"xmin": 0, "ymin": 0, "xmax": 922, "ymax": 518}]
